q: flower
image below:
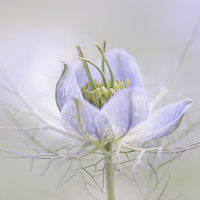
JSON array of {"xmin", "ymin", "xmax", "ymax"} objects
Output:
[{"xmin": 55, "ymin": 44, "xmax": 193, "ymax": 146}]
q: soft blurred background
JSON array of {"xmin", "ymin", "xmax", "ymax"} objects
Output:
[{"xmin": 0, "ymin": 0, "xmax": 200, "ymax": 199}]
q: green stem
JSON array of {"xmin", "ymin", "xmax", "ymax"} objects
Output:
[{"xmin": 104, "ymin": 142, "xmax": 115, "ymax": 200}]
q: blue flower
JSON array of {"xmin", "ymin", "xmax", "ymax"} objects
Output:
[{"xmin": 56, "ymin": 48, "xmax": 193, "ymax": 146}]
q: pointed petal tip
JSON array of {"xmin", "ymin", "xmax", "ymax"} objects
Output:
[
  {"xmin": 184, "ymin": 97, "xmax": 193, "ymax": 102},
  {"xmin": 182, "ymin": 98, "xmax": 194, "ymax": 111},
  {"xmin": 60, "ymin": 61, "xmax": 65, "ymax": 73},
  {"xmin": 55, "ymin": 62, "xmax": 82, "ymax": 111},
  {"xmin": 185, "ymin": 98, "xmax": 194, "ymax": 104},
  {"xmin": 123, "ymin": 97, "xmax": 194, "ymax": 143}
]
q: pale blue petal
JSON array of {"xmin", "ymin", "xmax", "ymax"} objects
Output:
[
  {"xmin": 101, "ymin": 88, "xmax": 149, "ymax": 140},
  {"xmin": 96, "ymin": 49, "xmax": 143, "ymax": 88},
  {"xmin": 61, "ymin": 98, "xmax": 114, "ymax": 145},
  {"xmin": 133, "ymin": 98, "xmax": 193, "ymax": 142},
  {"xmin": 55, "ymin": 63, "xmax": 82, "ymax": 111}
]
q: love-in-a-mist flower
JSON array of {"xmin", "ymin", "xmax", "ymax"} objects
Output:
[{"xmin": 55, "ymin": 41, "xmax": 193, "ymax": 147}]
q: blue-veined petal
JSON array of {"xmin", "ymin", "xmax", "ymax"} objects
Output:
[
  {"xmin": 101, "ymin": 88, "xmax": 150, "ymax": 140},
  {"xmin": 61, "ymin": 98, "xmax": 114, "ymax": 145},
  {"xmin": 96, "ymin": 49, "xmax": 143, "ymax": 88},
  {"xmin": 56, "ymin": 63, "xmax": 82, "ymax": 111},
  {"xmin": 126, "ymin": 98, "xmax": 193, "ymax": 143}
]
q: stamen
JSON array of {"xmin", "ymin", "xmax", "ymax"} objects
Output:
[
  {"xmin": 109, "ymin": 88, "xmax": 116, "ymax": 96},
  {"xmin": 125, "ymin": 78, "xmax": 129, "ymax": 88},
  {"xmin": 101, "ymin": 87, "xmax": 109, "ymax": 99},
  {"xmin": 116, "ymin": 79, "xmax": 121, "ymax": 84},
  {"xmin": 90, "ymin": 88, "xmax": 101, "ymax": 108},
  {"xmin": 85, "ymin": 82, "xmax": 89, "ymax": 89},
  {"xmin": 97, "ymin": 83, "xmax": 102, "ymax": 88},
  {"xmin": 99, "ymin": 95, "xmax": 107, "ymax": 106},
  {"xmin": 119, "ymin": 82, "xmax": 124, "ymax": 89},
  {"xmin": 113, "ymin": 82, "xmax": 119, "ymax": 91},
  {"xmin": 81, "ymin": 86, "xmax": 85, "ymax": 95},
  {"xmin": 84, "ymin": 89, "xmax": 91, "ymax": 102}
]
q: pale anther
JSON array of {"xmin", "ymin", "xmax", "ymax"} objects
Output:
[
  {"xmin": 109, "ymin": 88, "xmax": 116, "ymax": 96},
  {"xmin": 120, "ymin": 82, "xmax": 124, "ymax": 89},
  {"xmin": 113, "ymin": 82, "xmax": 119, "ymax": 91},
  {"xmin": 101, "ymin": 87, "xmax": 110, "ymax": 99},
  {"xmin": 116, "ymin": 79, "xmax": 121, "ymax": 84},
  {"xmin": 100, "ymin": 95, "xmax": 107, "ymax": 105},
  {"xmin": 125, "ymin": 78, "xmax": 129, "ymax": 88},
  {"xmin": 90, "ymin": 88, "xmax": 101, "ymax": 108}
]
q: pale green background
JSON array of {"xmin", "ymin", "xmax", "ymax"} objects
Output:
[{"xmin": 0, "ymin": 0, "xmax": 200, "ymax": 200}]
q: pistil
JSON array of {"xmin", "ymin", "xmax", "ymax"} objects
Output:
[
  {"xmin": 94, "ymin": 42, "xmax": 114, "ymax": 88},
  {"xmin": 76, "ymin": 40, "xmax": 130, "ymax": 108},
  {"xmin": 76, "ymin": 45, "xmax": 96, "ymax": 90}
]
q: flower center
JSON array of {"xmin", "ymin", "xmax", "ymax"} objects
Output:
[
  {"xmin": 76, "ymin": 39, "xmax": 129, "ymax": 108},
  {"xmin": 81, "ymin": 78, "xmax": 129, "ymax": 108}
]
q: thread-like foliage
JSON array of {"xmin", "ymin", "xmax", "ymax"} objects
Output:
[{"xmin": 0, "ymin": 17, "xmax": 200, "ymax": 200}]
